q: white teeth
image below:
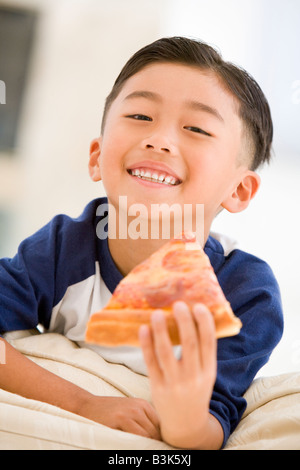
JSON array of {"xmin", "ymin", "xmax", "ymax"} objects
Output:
[{"xmin": 128, "ymin": 168, "xmax": 179, "ymax": 185}]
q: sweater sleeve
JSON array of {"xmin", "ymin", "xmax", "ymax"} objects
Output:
[
  {"xmin": 207, "ymin": 248, "xmax": 284, "ymax": 447},
  {"xmin": 0, "ymin": 200, "xmax": 100, "ymax": 334},
  {"xmin": 0, "ymin": 220, "xmax": 59, "ymax": 333}
]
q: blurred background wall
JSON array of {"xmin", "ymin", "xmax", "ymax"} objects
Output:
[{"xmin": 0, "ymin": 0, "xmax": 299, "ymax": 376}]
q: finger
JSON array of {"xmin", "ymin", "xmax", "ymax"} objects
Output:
[
  {"xmin": 143, "ymin": 402, "xmax": 162, "ymax": 440},
  {"xmin": 139, "ymin": 324, "xmax": 163, "ymax": 383},
  {"xmin": 173, "ymin": 301, "xmax": 200, "ymax": 371},
  {"xmin": 120, "ymin": 417, "xmax": 161, "ymax": 441},
  {"xmin": 130, "ymin": 402, "xmax": 161, "ymax": 441},
  {"xmin": 193, "ymin": 304, "xmax": 217, "ymax": 380},
  {"xmin": 150, "ymin": 310, "xmax": 178, "ymax": 378}
]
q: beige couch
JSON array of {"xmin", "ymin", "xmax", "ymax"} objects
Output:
[{"xmin": 1, "ymin": 331, "xmax": 300, "ymax": 450}]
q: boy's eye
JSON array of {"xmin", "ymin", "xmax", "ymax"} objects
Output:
[
  {"xmin": 184, "ymin": 126, "xmax": 212, "ymax": 137},
  {"xmin": 126, "ymin": 114, "xmax": 152, "ymax": 121}
]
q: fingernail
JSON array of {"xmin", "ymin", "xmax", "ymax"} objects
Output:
[
  {"xmin": 173, "ymin": 300, "xmax": 187, "ymax": 309},
  {"xmin": 139, "ymin": 324, "xmax": 150, "ymax": 339},
  {"xmin": 173, "ymin": 301, "xmax": 190, "ymax": 319},
  {"xmin": 151, "ymin": 310, "xmax": 165, "ymax": 323},
  {"xmin": 193, "ymin": 303, "xmax": 209, "ymax": 315}
]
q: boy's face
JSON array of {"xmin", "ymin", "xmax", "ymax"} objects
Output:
[{"xmin": 91, "ymin": 63, "xmax": 254, "ymax": 236}]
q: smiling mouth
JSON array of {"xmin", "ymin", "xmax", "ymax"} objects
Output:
[{"xmin": 127, "ymin": 168, "xmax": 181, "ymax": 186}]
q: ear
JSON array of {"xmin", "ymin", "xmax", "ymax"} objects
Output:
[
  {"xmin": 221, "ymin": 171, "xmax": 261, "ymax": 214},
  {"xmin": 88, "ymin": 137, "xmax": 102, "ymax": 181}
]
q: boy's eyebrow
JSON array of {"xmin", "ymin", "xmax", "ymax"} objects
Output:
[
  {"xmin": 186, "ymin": 100, "xmax": 225, "ymax": 123},
  {"xmin": 124, "ymin": 90, "xmax": 162, "ymax": 102},
  {"xmin": 124, "ymin": 90, "xmax": 224, "ymax": 123}
]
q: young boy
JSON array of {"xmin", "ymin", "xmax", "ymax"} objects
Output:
[{"xmin": 0, "ymin": 37, "xmax": 283, "ymax": 450}]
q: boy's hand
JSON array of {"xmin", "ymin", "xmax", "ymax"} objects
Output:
[
  {"xmin": 78, "ymin": 396, "xmax": 161, "ymax": 441},
  {"xmin": 139, "ymin": 301, "xmax": 219, "ymax": 449}
]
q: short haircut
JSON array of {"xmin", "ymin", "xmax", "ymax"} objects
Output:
[{"xmin": 101, "ymin": 36, "xmax": 273, "ymax": 171}]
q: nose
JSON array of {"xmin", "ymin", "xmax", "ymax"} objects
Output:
[
  {"xmin": 145, "ymin": 143, "xmax": 170, "ymax": 153},
  {"xmin": 141, "ymin": 127, "xmax": 177, "ymax": 155}
]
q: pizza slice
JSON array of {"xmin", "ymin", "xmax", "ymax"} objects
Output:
[{"xmin": 85, "ymin": 233, "xmax": 242, "ymax": 346}]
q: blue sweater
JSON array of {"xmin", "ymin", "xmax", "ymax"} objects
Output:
[{"xmin": 0, "ymin": 198, "xmax": 283, "ymax": 446}]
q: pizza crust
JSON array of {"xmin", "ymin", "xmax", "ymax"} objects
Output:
[
  {"xmin": 85, "ymin": 309, "xmax": 180, "ymax": 346},
  {"xmin": 85, "ymin": 304, "xmax": 242, "ymax": 347}
]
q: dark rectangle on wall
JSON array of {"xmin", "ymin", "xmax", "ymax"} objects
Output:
[{"xmin": 0, "ymin": 5, "xmax": 38, "ymax": 152}]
